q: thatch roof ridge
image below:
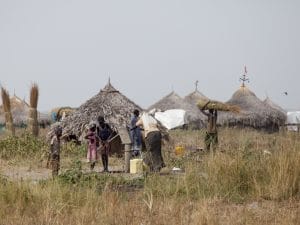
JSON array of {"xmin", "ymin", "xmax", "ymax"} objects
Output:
[
  {"xmin": 184, "ymin": 90, "xmax": 209, "ymax": 105},
  {"xmin": 100, "ymin": 81, "xmax": 119, "ymax": 93},
  {"xmin": 147, "ymin": 91, "xmax": 182, "ymax": 111},
  {"xmin": 227, "ymin": 86, "xmax": 264, "ymax": 111},
  {"xmin": 57, "ymin": 81, "xmax": 143, "ymax": 139}
]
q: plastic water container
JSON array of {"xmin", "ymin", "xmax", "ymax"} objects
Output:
[
  {"xmin": 130, "ymin": 159, "xmax": 143, "ymax": 174},
  {"xmin": 175, "ymin": 146, "xmax": 185, "ymax": 156}
]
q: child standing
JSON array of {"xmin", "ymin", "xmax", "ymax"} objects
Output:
[{"xmin": 85, "ymin": 122, "xmax": 98, "ymax": 171}]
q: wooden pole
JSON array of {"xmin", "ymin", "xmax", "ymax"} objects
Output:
[{"xmin": 124, "ymin": 144, "xmax": 131, "ymax": 173}]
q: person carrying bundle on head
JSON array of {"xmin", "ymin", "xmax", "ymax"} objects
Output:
[{"xmin": 200, "ymin": 101, "xmax": 218, "ymax": 152}]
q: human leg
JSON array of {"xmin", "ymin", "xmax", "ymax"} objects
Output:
[{"xmin": 51, "ymin": 154, "xmax": 60, "ymax": 177}]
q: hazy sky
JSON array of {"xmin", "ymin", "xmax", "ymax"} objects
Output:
[{"xmin": 1, "ymin": 0, "xmax": 299, "ymax": 111}]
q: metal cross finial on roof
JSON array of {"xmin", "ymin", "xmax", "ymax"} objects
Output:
[
  {"xmin": 195, "ymin": 80, "xmax": 199, "ymax": 91},
  {"xmin": 108, "ymin": 76, "xmax": 111, "ymax": 85},
  {"xmin": 240, "ymin": 65, "xmax": 250, "ymax": 87}
]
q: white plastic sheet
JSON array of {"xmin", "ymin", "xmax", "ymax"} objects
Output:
[
  {"xmin": 286, "ymin": 111, "xmax": 300, "ymax": 131},
  {"xmin": 154, "ymin": 109, "xmax": 186, "ymax": 130}
]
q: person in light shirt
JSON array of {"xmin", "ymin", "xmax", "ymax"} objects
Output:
[{"xmin": 136, "ymin": 112, "xmax": 165, "ymax": 172}]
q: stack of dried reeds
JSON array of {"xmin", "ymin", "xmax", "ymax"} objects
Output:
[
  {"xmin": 1, "ymin": 87, "xmax": 15, "ymax": 135},
  {"xmin": 28, "ymin": 83, "xmax": 39, "ymax": 136},
  {"xmin": 197, "ymin": 99, "xmax": 240, "ymax": 113}
]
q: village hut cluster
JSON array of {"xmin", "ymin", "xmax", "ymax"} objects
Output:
[
  {"xmin": 45, "ymin": 79, "xmax": 287, "ymax": 155},
  {"xmin": 1, "ymin": 76, "xmax": 288, "ymax": 137},
  {"xmin": 0, "ymin": 72, "xmax": 292, "ymax": 174}
]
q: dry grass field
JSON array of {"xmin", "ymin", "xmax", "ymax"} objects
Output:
[{"xmin": 0, "ymin": 127, "xmax": 299, "ymax": 225}]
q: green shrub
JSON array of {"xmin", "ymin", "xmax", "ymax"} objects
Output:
[{"xmin": 0, "ymin": 132, "xmax": 47, "ymax": 159}]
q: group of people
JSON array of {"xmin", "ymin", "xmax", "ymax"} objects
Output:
[
  {"xmin": 84, "ymin": 116, "xmax": 113, "ymax": 172},
  {"xmin": 48, "ymin": 105, "xmax": 218, "ymax": 178},
  {"xmin": 48, "ymin": 109, "xmax": 166, "ymax": 177}
]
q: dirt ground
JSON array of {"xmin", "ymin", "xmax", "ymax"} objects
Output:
[{"xmin": 0, "ymin": 158, "xmax": 146, "ymax": 182}]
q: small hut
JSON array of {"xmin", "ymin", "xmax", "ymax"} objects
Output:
[
  {"xmin": 55, "ymin": 81, "xmax": 143, "ymax": 155},
  {"xmin": 218, "ymin": 86, "xmax": 286, "ymax": 132},
  {"xmin": 148, "ymin": 91, "xmax": 205, "ymax": 129}
]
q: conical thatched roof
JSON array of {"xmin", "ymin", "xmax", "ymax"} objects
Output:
[
  {"xmin": 148, "ymin": 91, "xmax": 205, "ymax": 128},
  {"xmin": 0, "ymin": 95, "xmax": 29, "ymax": 125},
  {"xmin": 184, "ymin": 90, "xmax": 209, "ymax": 105},
  {"xmin": 218, "ymin": 86, "xmax": 286, "ymax": 132},
  {"xmin": 57, "ymin": 81, "xmax": 143, "ymax": 140}
]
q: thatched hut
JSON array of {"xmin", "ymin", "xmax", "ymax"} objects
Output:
[
  {"xmin": 148, "ymin": 91, "xmax": 205, "ymax": 129},
  {"xmin": 55, "ymin": 81, "xmax": 143, "ymax": 155},
  {"xmin": 218, "ymin": 86, "xmax": 286, "ymax": 132}
]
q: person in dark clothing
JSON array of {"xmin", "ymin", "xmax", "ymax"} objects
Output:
[
  {"xmin": 130, "ymin": 109, "xmax": 142, "ymax": 157},
  {"xmin": 97, "ymin": 116, "xmax": 113, "ymax": 172}
]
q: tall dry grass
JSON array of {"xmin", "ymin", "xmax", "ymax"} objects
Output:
[
  {"xmin": 0, "ymin": 128, "xmax": 299, "ymax": 225},
  {"xmin": 1, "ymin": 87, "xmax": 15, "ymax": 136},
  {"xmin": 27, "ymin": 83, "xmax": 39, "ymax": 136}
]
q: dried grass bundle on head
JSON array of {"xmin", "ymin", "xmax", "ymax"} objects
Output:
[
  {"xmin": 28, "ymin": 83, "xmax": 39, "ymax": 136},
  {"xmin": 1, "ymin": 87, "xmax": 15, "ymax": 135},
  {"xmin": 197, "ymin": 99, "xmax": 240, "ymax": 113}
]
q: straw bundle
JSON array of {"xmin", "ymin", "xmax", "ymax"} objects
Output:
[
  {"xmin": 1, "ymin": 87, "xmax": 15, "ymax": 135},
  {"xmin": 197, "ymin": 99, "xmax": 240, "ymax": 113},
  {"xmin": 30, "ymin": 83, "xmax": 39, "ymax": 108},
  {"xmin": 28, "ymin": 83, "xmax": 39, "ymax": 136}
]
